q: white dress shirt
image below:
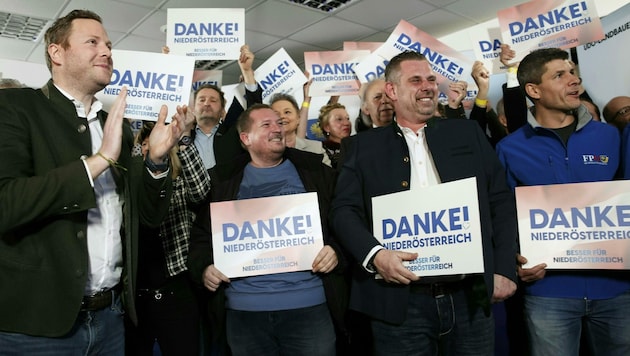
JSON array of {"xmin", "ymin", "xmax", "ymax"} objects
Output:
[
  {"xmin": 362, "ymin": 123, "xmax": 441, "ymax": 271},
  {"xmin": 56, "ymin": 85, "xmax": 123, "ymax": 295}
]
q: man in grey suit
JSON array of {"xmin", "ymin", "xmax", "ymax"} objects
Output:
[{"xmin": 0, "ymin": 9, "xmax": 184, "ymax": 355}]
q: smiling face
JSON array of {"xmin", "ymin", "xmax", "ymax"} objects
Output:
[
  {"xmin": 385, "ymin": 59, "xmax": 438, "ymax": 126},
  {"xmin": 271, "ymin": 99, "xmax": 299, "ymax": 134},
  {"xmin": 239, "ymin": 107, "xmax": 286, "ymax": 166},
  {"xmin": 48, "ymin": 18, "xmax": 113, "ymax": 95}
]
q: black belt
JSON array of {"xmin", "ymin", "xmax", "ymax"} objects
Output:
[
  {"xmin": 81, "ymin": 285, "xmax": 121, "ymax": 311},
  {"xmin": 136, "ymin": 273, "xmax": 191, "ymax": 301},
  {"xmin": 409, "ymin": 280, "xmax": 468, "ymax": 298},
  {"xmin": 137, "ymin": 287, "xmax": 174, "ymax": 301}
]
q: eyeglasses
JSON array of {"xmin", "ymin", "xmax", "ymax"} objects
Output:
[{"xmin": 614, "ymin": 106, "xmax": 630, "ymax": 121}]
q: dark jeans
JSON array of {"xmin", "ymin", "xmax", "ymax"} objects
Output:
[
  {"xmin": 371, "ymin": 285, "xmax": 494, "ymax": 356},
  {"xmin": 226, "ymin": 303, "xmax": 336, "ymax": 356},
  {"xmin": 126, "ymin": 274, "xmax": 200, "ymax": 356},
  {"xmin": 525, "ymin": 291, "xmax": 630, "ymax": 356},
  {"xmin": 0, "ymin": 294, "xmax": 125, "ymax": 355}
]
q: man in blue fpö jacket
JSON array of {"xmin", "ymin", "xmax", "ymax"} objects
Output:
[{"xmin": 496, "ymin": 47, "xmax": 630, "ymax": 356}]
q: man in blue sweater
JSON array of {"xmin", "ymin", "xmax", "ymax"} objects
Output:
[
  {"xmin": 496, "ymin": 48, "xmax": 630, "ymax": 356},
  {"xmin": 188, "ymin": 104, "xmax": 347, "ymax": 356}
]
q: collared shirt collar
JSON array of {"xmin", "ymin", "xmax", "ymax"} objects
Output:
[{"xmin": 53, "ymin": 84, "xmax": 103, "ymax": 120}]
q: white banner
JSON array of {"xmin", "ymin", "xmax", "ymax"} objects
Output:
[
  {"xmin": 516, "ymin": 180, "xmax": 630, "ymax": 269},
  {"xmin": 354, "ymin": 19, "xmax": 474, "ymax": 88},
  {"xmin": 255, "ymin": 48, "xmax": 308, "ymax": 102},
  {"xmin": 304, "ymin": 50, "xmax": 369, "ymax": 97},
  {"xmin": 211, "ymin": 192, "xmax": 324, "ymax": 278},
  {"xmin": 97, "ymin": 49, "xmax": 195, "ymax": 121},
  {"xmin": 469, "ymin": 26, "xmax": 507, "ymax": 75},
  {"xmin": 166, "ymin": 8, "xmax": 245, "ymax": 60},
  {"xmin": 372, "ymin": 177, "xmax": 484, "ymax": 277},
  {"xmin": 497, "ymin": 0, "xmax": 604, "ymax": 64}
]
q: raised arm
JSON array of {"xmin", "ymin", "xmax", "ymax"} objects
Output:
[
  {"xmin": 500, "ymin": 44, "xmax": 528, "ymax": 133},
  {"xmin": 298, "ymin": 71, "xmax": 313, "ymax": 139}
]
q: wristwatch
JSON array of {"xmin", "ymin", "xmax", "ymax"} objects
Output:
[
  {"xmin": 178, "ymin": 135, "xmax": 192, "ymax": 147},
  {"xmin": 145, "ymin": 154, "xmax": 169, "ymax": 173}
]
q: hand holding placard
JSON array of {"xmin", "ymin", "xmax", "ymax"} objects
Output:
[
  {"xmin": 311, "ymin": 245, "xmax": 338, "ymax": 273},
  {"xmin": 373, "ymin": 249, "xmax": 419, "ymax": 284},
  {"xmin": 202, "ymin": 264, "xmax": 230, "ymax": 292},
  {"xmin": 517, "ymin": 253, "xmax": 547, "ymax": 283}
]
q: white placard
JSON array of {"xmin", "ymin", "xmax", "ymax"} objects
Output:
[
  {"xmin": 211, "ymin": 192, "xmax": 325, "ymax": 278},
  {"xmin": 354, "ymin": 19, "xmax": 474, "ymax": 89},
  {"xmin": 304, "ymin": 50, "xmax": 369, "ymax": 97},
  {"xmin": 497, "ymin": 0, "xmax": 604, "ymax": 64},
  {"xmin": 166, "ymin": 8, "xmax": 245, "ymax": 60},
  {"xmin": 469, "ymin": 26, "xmax": 507, "ymax": 75},
  {"xmin": 97, "ymin": 49, "xmax": 195, "ymax": 121},
  {"xmin": 516, "ymin": 180, "xmax": 630, "ymax": 269},
  {"xmin": 254, "ymin": 48, "xmax": 308, "ymax": 102},
  {"xmin": 372, "ymin": 177, "xmax": 484, "ymax": 277}
]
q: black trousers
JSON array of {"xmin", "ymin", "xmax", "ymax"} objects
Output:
[{"xmin": 126, "ymin": 273, "xmax": 200, "ymax": 356}]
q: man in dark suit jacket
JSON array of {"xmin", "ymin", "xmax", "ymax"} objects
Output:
[
  {"xmin": 0, "ymin": 9, "xmax": 182, "ymax": 354},
  {"xmin": 330, "ymin": 51, "xmax": 518, "ymax": 355}
]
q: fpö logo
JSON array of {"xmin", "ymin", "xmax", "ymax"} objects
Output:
[{"xmin": 582, "ymin": 154, "xmax": 609, "ymax": 165}]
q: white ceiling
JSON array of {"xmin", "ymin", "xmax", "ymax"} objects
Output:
[{"xmin": 1, "ymin": 0, "xmax": 627, "ymax": 85}]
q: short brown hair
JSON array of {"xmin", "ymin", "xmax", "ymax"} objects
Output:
[
  {"xmin": 44, "ymin": 9, "xmax": 102, "ymax": 72},
  {"xmin": 237, "ymin": 103, "xmax": 274, "ymax": 134},
  {"xmin": 517, "ymin": 48, "xmax": 569, "ymax": 100},
  {"xmin": 384, "ymin": 51, "xmax": 428, "ymax": 84}
]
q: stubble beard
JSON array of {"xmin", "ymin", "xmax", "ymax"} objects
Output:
[
  {"xmin": 417, "ymin": 99, "xmax": 436, "ymax": 117},
  {"xmin": 197, "ymin": 113, "xmax": 221, "ymax": 126}
]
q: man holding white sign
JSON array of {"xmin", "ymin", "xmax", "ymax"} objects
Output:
[
  {"xmin": 496, "ymin": 48, "xmax": 630, "ymax": 355},
  {"xmin": 331, "ymin": 51, "xmax": 518, "ymax": 355},
  {"xmin": 188, "ymin": 104, "xmax": 346, "ymax": 355}
]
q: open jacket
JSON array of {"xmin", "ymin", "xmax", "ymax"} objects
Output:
[
  {"xmin": 187, "ymin": 148, "xmax": 348, "ymax": 344},
  {"xmin": 331, "ymin": 118, "xmax": 518, "ymax": 324},
  {"xmin": 0, "ymin": 81, "xmax": 172, "ymax": 336}
]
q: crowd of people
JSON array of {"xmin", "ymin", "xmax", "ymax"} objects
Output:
[{"xmin": 1, "ymin": 8, "xmax": 630, "ymax": 356}]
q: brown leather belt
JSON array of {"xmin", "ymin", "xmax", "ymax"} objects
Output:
[{"xmin": 81, "ymin": 285, "xmax": 121, "ymax": 311}]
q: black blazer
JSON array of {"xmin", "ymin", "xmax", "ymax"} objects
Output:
[
  {"xmin": 330, "ymin": 118, "xmax": 518, "ymax": 324},
  {"xmin": 0, "ymin": 80, "xmax": 172, "ymax": 336}
]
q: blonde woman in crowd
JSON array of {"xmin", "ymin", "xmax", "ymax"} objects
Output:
[{"xmin": 318, "ymin": 103, "xmax": 351, "ymax": 169}]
